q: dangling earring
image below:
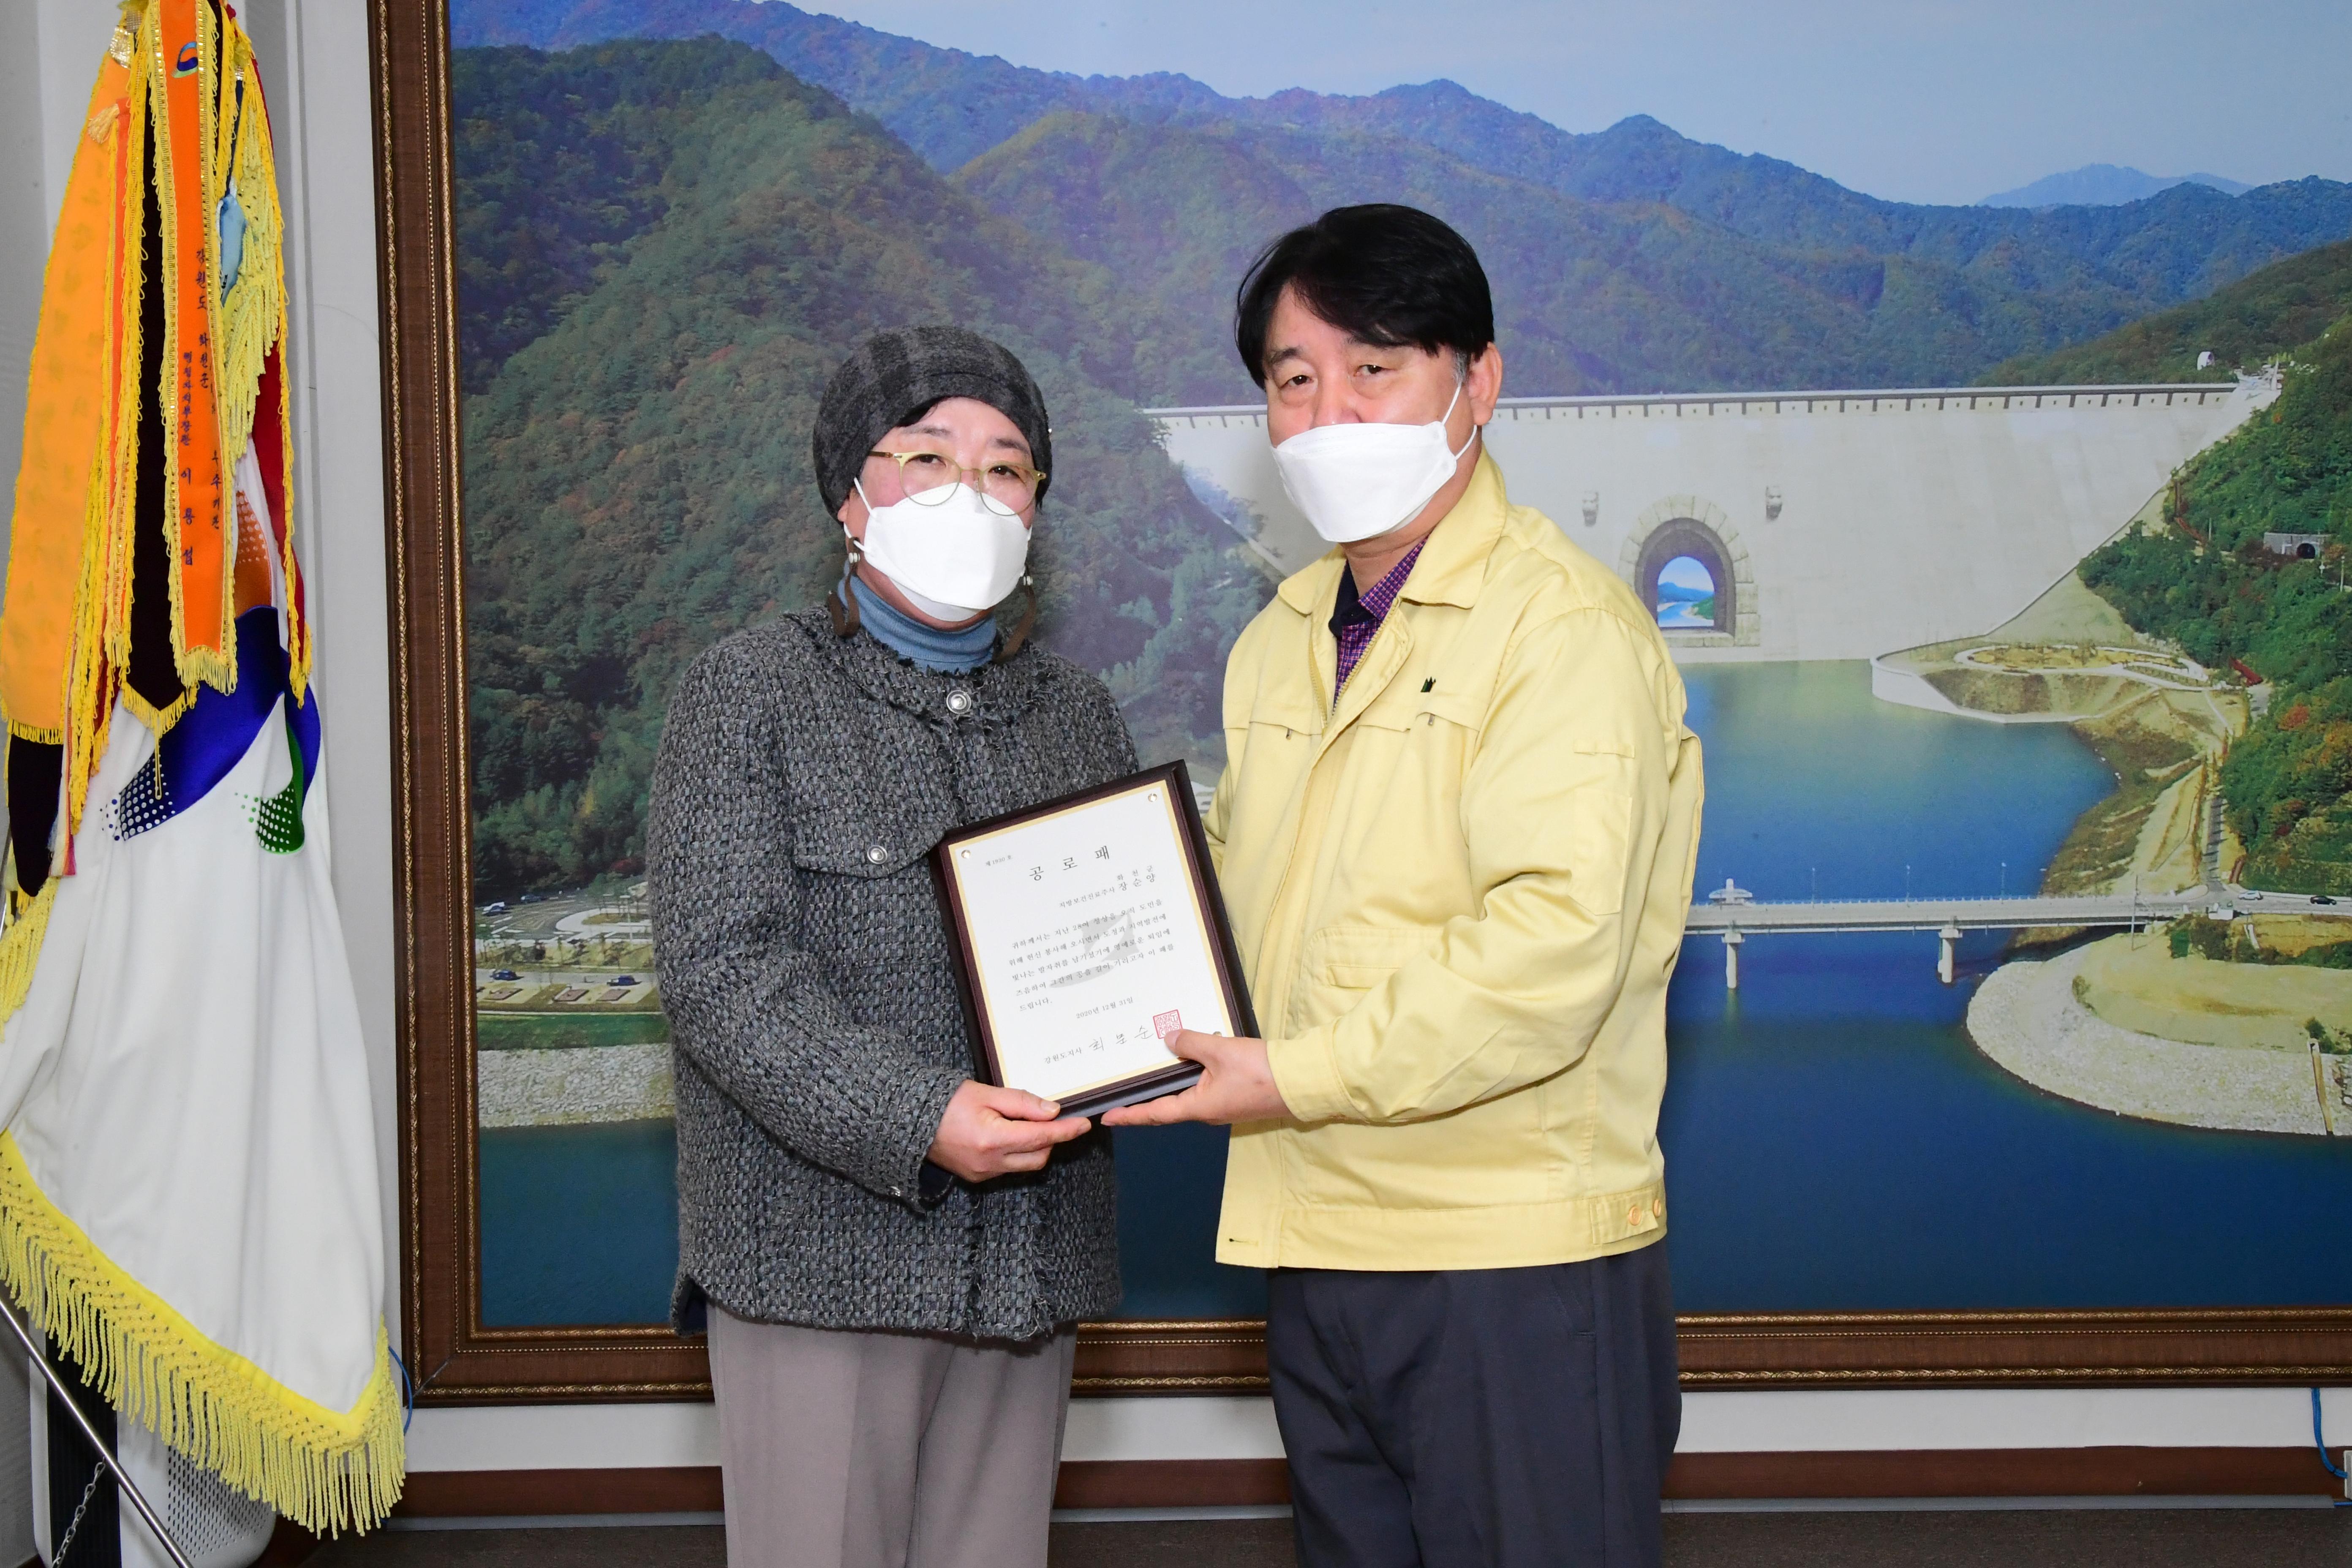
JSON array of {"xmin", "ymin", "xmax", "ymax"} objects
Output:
[
  {"xmin": 827, "ymin": 544, "xmax": 863, "ymax": 639},
  {"xmin": 994, "ymin": 575, "xmax": 1039, "ymax": 663}
]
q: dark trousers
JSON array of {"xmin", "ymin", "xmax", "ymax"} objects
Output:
[{"xmin": 1268, "ymin": 1241, "xmax": 1681, "ymax": 1568}]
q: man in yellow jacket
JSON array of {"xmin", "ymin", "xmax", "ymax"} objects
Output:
[{"xmin": 1108, "ymin": 205, "xmax": 1704, "ymax": 1567}]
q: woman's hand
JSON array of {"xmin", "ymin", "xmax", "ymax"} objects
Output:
[{"xmin": 926, "ymin": 1081, "xmax": 1093, "ymax": 1182}]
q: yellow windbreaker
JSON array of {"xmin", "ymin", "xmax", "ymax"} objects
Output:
[{"xmin": 1205, "ymin": 454, "xmax": 1704, "ymax": 1271}]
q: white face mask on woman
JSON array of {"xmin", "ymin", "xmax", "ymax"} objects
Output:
[
  {"xmin": 849, "ymin": 479, "xmax": 1032, "ymax": 620},
  {"xmin": 1270, "ymin": 379, "xmax": 1478, "ymax": 544}
]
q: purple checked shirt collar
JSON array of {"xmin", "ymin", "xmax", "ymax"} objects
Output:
[{"xmin": 1328, "ymin": 539, "xmax": 1427, "ymax": 698}]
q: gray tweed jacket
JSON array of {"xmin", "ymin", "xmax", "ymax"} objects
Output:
[{"xmin": 646, "ymin": 607, "xmax": 1136, "ymax": 1342}]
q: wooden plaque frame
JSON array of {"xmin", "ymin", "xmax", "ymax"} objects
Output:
[
  {"xmin": 371, "ymin": 0, "xmax": 2352, "ymax": 1403},
  {"xmin": 930, "ymin": 761, "xmax": 1255, "ymax": 1119}
]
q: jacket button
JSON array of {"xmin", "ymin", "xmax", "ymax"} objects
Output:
[
  {"xmin": 947, "ymin": 689, "xmax": 973, "ymax": 715},
  {"xmin": 866, "ymin": 845, "xmax": 888, "ymax": 865}
]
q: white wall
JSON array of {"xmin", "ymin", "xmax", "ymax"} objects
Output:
[
  {"xmin": 240, "ymin": 0, "xmax": 404, "ymax": 1368},
  {"xmin": 0, "ymin": 2, "xmax": 128, "ymax": 1556},
  {"xmin": 406, "ymin": 1386, "xmax": 2352, "ymax": 1473},
  {"xmin": 1, "ymin": 0, "xmax": 2339, "ymax": 1509},
  {"xmin": 0, "ymin": 9, "xmax": 46, "ymax": 524}
]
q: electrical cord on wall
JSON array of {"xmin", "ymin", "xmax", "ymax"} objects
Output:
[
  {"xmin": 391, "ymin": 1345, "xmax": 415, "ymax": 1434},
  {"xmin": 2314, "ymin": 1388, "xmax": 2349, "ymax": 1506}
]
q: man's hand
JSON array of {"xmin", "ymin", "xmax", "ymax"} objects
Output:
[
  {"xmin": 1102, "ymin": 1031, "xmax": 1290, "ymax": 1127},
  {"xmin": 927, "ymin": 1081, "xmax": 1092, "ymax": 1183}
]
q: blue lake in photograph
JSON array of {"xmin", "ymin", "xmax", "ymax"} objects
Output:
[
  {"xmin": 1667, "ymin": 661, "xmax": 2352, "ymax": 1311},
  {"xmin": 476, "ymin": 660, "xmax": 2352, "ymax": 1327},
  {"xmin": 480, "ymin": 1119, "xmax": 681, "ymax": 1326}
]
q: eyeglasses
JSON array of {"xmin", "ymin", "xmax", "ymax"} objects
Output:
[{"xmin": 867, "ymin": 449, "xmax": 1045, "ymax": 517}]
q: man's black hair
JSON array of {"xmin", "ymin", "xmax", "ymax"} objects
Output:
[{"xmin": 1234, "ymin": 204, "xmax": 1495, "ymax": 384}]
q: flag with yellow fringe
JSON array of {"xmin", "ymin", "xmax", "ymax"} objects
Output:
[{"xmin": 0, "ymin": 0, "xmax": 400, "ymax": 1538}]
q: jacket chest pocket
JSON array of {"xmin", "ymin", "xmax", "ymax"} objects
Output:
[
  {"xmin": 787, "ymin": 804, "xmax": 953, "ymax": 882},
  {"xmin": 1243, "ymin": 687, "xmax": 1324, "ymax": 747},
  {"xmin": 1231, "ymin": 697, "xmax": 1323, "ymax": 813},
  {"xmin": 1348, "ymin": 685, "xmax": 1485, "ymax": 812},
  {"xmin": 1407, "ymin": 688, "xmax": 1483, "ymax": 747},
  {"xmin": 781, "ymin": 714, "xmax": 957, "ymax": 881},
  {"xmin": 1356, "ymin": 668, "xmax": 1484, "ymax": 734}
]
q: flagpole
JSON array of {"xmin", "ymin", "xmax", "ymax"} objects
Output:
[{"xmin": 0, "ymin": 1304, "xmax": 199, "ymax": 1568}]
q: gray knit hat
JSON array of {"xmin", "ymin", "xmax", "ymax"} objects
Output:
[{"xmin": 811, "ymin": 326, "xmax": 1053, "ymax": 515}]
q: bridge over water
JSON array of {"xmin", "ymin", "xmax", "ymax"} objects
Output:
[{"xmin": 1683, "ymin": 886, "xmax": 2341, "ymax": 988}]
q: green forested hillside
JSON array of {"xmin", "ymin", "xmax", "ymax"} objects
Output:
[
  {"xmin": 955, "ymin": 111, "xmax": 2191, "ymax": 403},
  {"xmin": 952, "ymin": 115, "xmax": 1311, "ymax": 404},
  {"xmin": 454, "ymin": 0, "xmax": 2352, "ymax": 398},
  {"xmin": 2077, "ymin": 313, "xmax": 2352, "ymax": 891},
  {"xmin": 453, "ymin": 40, "xmax": 789, "ymax": 392},
  {"xmin": 455, "ymin": 41, "xmax": 1266, "ymax": 895},
  {"xmin": 1986, "ymin": 239, "xmax": 2352, "ymax": 385},
  {"xmin": 955, "ymin": 112, "xmax": 1877, "ymax": 403},
  {"xmin": 456, "ymin": 0, "xmax": 1105, "ymax": 172}
]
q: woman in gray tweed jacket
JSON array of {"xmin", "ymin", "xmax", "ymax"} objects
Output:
[{"xmin": 646, "ymin": 327, "xmax": 1135, "ymax": 1568}]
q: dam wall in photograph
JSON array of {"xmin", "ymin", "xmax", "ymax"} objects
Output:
[{"xmin": 1153, "ymin": 379, "xmax": 2277, "ymax": 663}]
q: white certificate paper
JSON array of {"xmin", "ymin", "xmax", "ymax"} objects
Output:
[{"xmin": 941, "ymin": 779, "xmax": 1239, "ymax": 1105}]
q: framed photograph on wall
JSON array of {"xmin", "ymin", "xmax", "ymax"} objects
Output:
[{"xmin": 371, "ymin": 0, "xmax": 2352, "ymax": 1402}]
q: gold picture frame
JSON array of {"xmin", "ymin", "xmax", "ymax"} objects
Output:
[{"xmin": 370, "ymin": 0, "xmax": 2352, "ymax": 1402}]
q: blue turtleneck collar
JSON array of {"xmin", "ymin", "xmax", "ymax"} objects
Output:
[{"xmin": 847, "ymin": 572, "xmax": 998, "ymax": 674}]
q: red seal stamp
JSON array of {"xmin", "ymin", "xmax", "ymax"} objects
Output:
[{"xmin": 1152, "ymin": 1010, "xmax": 1183, "ymax": 1040}]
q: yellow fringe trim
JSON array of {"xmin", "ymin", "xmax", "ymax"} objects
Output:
[
  {"xmin": 0, "ymin": 1135, "xmax": 404, "ymax": 1535},
  {"xmin": 117, "ymin": 679, "xmax": 195, "ymax": 739},
  {"xmin": 97, "ymin": 37, "xmax": 147, "ymax": 697},
  {"xmin": 225, "ymin": 17, "xmax": 309, "ymax": 705},
  {"xmin": 62, "ymin": 128, "xmax": 134, "ymax": 849},
  {"xmin": 280, "ymin": 358, "xmax": 308, "ymax": 705},
  {"xmin": 141, "ymin": 2, "xmax": 186, "ymax": 697},
  {"xmin": 0, "ymin": 882, "xmax": 58, "ymax": 1023},
  {"xmin": 5, "ymin": 722, "xmax": 65, "ymax": 746},
  {"xmin": 216, "ymin": 31, "xmax": 282, "ymax": 472}
]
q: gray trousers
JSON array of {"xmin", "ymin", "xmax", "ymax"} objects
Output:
[{"xmin": 708, "ymin": 1307, "xmax": 1077, "ymax": 1568}]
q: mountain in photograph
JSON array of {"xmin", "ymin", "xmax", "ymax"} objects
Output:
[
  {"xmin": 450, "ymin": 0, "xmax": 2352, "ymax": 401},
  {"xmin": 2077, "ymin": 297, "xmax": 2352, "ymax": 892},
  {"xmin": 1982, "ymin": 164, "xmax": 2253, "ymax": 209},
  {"xmin": 1990, "ymin": 236, "xmax": 2352, "ymax": 384},
  {"xmin": 453, "ymin": 40, "xmax": 1266, "ymax": 893},
  {"xmin": 441, "ymin": 10, "xmax": 2352, "ymax": 893},
  {"xmin": 953, "ymin": 109, "xmax": 1903, "ymax": 401},
  {"xmin": 2009, "ymin": 219, "xmax": 2352, "ymax": 891}
]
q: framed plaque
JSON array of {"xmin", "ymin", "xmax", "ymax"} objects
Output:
[{"xmin": 930, "ymin": 762, "xmax": 1258, "ymax": 1119}]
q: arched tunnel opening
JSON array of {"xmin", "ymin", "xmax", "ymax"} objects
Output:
[{"xmin": 1637, "ymin": 520, "xmax": 1735, "ymax": 634}]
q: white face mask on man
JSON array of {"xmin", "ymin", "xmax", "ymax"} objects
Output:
[
  {"xmin": 1270, "ymin": 379, "xmax": 1478, "ymax": 544},
  {"xmin": 849, "ymin": 479, "xmax": 1032, "ymax": 620}
]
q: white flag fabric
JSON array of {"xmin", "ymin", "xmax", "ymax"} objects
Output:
[{"xmin": 0, "ymin": 675, "xmax": 398, "ymax": 1531}]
